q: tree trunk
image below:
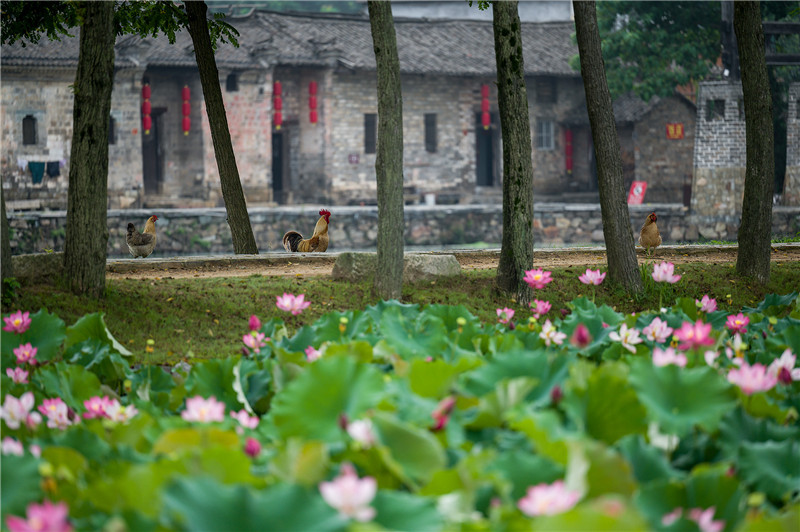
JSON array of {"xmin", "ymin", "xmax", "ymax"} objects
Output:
[
  {"xmin": 573, "ymin": 1, "xmax": 643, "ymax": 294},
  {"xmin": 185, "ymin": 1, "xmax": 258, "ymax": 254},
  {"xmin": 493, "ymin": 0, "xmax": 534, "ymax": 306},
  {"xmin": 368, "ymin": 1, "xmax": 404, "ymax": 300},
  {"xmin": 63, "ymin": 1, "xmax": 115, "ymax": 298},
  {"xmin": 1, "ymin": 185, "xmax": 12, "ymax": 281},
  {"xmin": 734, "ymin": 1, "xmax": 773, "ymax": 284}
]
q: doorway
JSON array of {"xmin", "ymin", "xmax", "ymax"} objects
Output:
[
  {"xmin": 142, "ymin": 108, "xmax": 166, "ymax": 195},
  {"xmin": 271, "ymin": 130, "xmax": 290, "ymax": 204},
  {"xmin": 476, "ymin": 112, "xmax": 497, "ymax": 187}
]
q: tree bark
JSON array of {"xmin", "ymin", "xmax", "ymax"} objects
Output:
[
  {"xmin": 1, "ymin": 186, "xmax": 12, "ymax": 281},
  {"xmin": 492, "ymin": 0, "xmax": 534, "ymax": 305},
  {"xmin": 368, "ymin": 1, "xmax": 404, "ymax": 300},
  {"xmin": 185, "ymin": 1, "xmax": 258, "ymax": 254},
  {"xmin": 734, "ymin": 1, "xmax": 773, "ymax": 284},
  {"xmin": 63, "ymin": 1, "xmax": 115, "ymax": 298},
  {"xmin": 573, "ymin": 1, "xmax": 643, "ymax": 294}
]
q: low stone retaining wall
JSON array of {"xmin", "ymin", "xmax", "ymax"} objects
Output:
[{"xmin": 6, "ymin": 203, "xmax": 800, "ymax": 257}]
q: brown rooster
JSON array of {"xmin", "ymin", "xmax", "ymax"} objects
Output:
[
  {"xmin": 126, "ymin": 215, "xmax": 158, "ymax": 258},
  {"xmin": 638, "ymin": 212, "xmax": 661, "ymax": 257},
  {"xmin": 283, "ymin": 209, "xmax": 331, "ymax": 252}
]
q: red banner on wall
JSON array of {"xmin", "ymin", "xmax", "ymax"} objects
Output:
[
  {"xmin": 628, "ymin": 181, "xmax": 647, "ymax": 204},
  {"xmin": 666, "ymin": 123, "xmax": 684, "ymax": 139}
]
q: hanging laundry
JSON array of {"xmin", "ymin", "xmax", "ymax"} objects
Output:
[
  {"xmin": 46, "ymin": 161, "xmax": 60, "ymax": 178},
  {"xmin": 17, "ymin": 157, "xmax": 28, "ymax": 171},
  {"xmin": 28, "ymin": 162, "xmax": 45, "ymax": 184}
]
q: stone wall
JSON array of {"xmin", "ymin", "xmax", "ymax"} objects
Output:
[
  {"xmin": 8, "ymin": 204, "xmax": 799, "ymax": 257},
  {"xmin": 785, "ymin": 82, "xmax": 800, "ymax": 206}
]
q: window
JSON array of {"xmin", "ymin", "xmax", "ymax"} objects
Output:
[
  {"xmin": 536, "ymin": 119, "xmax": 554, "ymax": 150},
  {"xmin": 706, "ymin": 99, "xmax": 725, "ymax": 121},
  {"xmin": 424, "ymin": 113, "xmax": 437, "ymax": 153},
  {"xmin": 364, "ymin": 113, "xmax": 377, "ymax": 154},
  {"xmin": 22, "ymin": 115, "xmax": 37, "ymax": 145},
  {"xmin": 108, "ymin": 116, "xmax": 117, "ymax": 145},
  {"xmin": 226, "ymin": 73, "xmax": 238, "ymax": 92},
  {"xmin": 536, "ymin": 77, "xmax": 557, "ymax": 104},
  {"xmin": 737, "ymin": 98, "xmax": 745, "ymax": 120}
]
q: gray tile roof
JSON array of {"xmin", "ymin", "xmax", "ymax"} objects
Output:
[{"xmin": 2, "ymin": 9, "xmax": 580, "ymax": 77}]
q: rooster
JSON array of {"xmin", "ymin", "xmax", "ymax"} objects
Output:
[
  {"xmin": 638, "ymin": 212, "xmax": 662, "ymax": 257},
  {"xmin": 126, "ymin": 215, "xmax": 158, "ymax": 258},
  {"xmin": 283, "ymin": 209, "xmax": 330, "ymax": 252}
]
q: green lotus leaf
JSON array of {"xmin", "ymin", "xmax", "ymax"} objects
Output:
[
  {"xmin": 67, "ymin": 339, "xmax": 131, "ymax": 389},
  {"xmin": 409, "ymin": 358, "xmax": 461, "ymax": 398},
  {"xmin": 268, "ymin": 354, "xmax": 385, "ymax": 442},
  {"xmin": 33, "ymin": 362, "xmax": 104, "ymax": 410},
  {"xmin": 1, "ymin": 308, "xmax": 65, "ymax": 365},
  {"xmin": 86, "ymin": 459, "xmax": 187, "ymax": 517},
  {"xmin": 379, "ymin": 306, "xmax": 448, "ymax": 360},
  {"xmin": 718, "ymin": 408, "xmax": 800, "ymax": 460},
  {"xmin": 510, "ymin": 411, "xmax": 572, "ymax": 465},
  {"xmin": 130, "ymin": 364, "xmax": 178, "ymax": 410},
  {"xmin": 423, "ymin": 303, "xmax": 483, "ymax": 349},
  {"xmin": 615, "ymin": 434, "xmax": 685, "ymax": 484},
  {"xmin": 162, "ymin": 477, "xmax": 345, "ymax": 532},
  {"xmin": 270, "ymin": 439, "xmax": 330, "ymax": 487},
  {"xmin": 184, "ymin": 357, "xmax": 243, "ymax": 411},
  {"xmin": 737, "ymin": 440, "xmax": 800, "ymax": 502},
  {"xmin": 64, "ymin": 312, "xmax": 131, "ymax": 357},
  {"xmin": 629, "ymin": 360, "xmax": 737, "ymax": 437},
  {"xmin": 1, "ymin": 454, "xmax": 42, "ymax": 520},
  {"xmin": 563, "ymin": 363, "xmax": 648, "ymax": 445},
  {"xmin": 533, "ymin": 495, "xmax": 648, "ymax": 531},
  {"xmin": 152, "ymin": 427, "xmax": 239, "ymax": 455},
  {"xmin": 743, "ymin": 292, "xmax": 798, "ymax": 316},
  {"xmin": 311, "ymin": 309, "xmax": 377, "ymax": 344},
  {"xmin": 372, "ymin": 411, "xmax": 446, "ymax": 486},
  {"xmin": 323, "ymin": 340, "xmax": 375, "ymax": 363},
  {"xmin": 740, "ymin": 504, "xmax": 800, "ymax": 532},
  {"xmin": 372, "ymin": 490, "xmax": 442, "ymax": 532},
  {"xmin": 490, "ymin": 450, "xmax": 564, "ymax": 500}
]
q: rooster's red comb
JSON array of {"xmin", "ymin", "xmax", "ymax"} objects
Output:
[{"xmin": 319, "ymin": 209, "xmax": 331, "ymax": 217}]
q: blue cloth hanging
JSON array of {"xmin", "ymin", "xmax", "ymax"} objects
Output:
[
  {"xmin": 46, "ymin": 161, "xmax": 60, "ymax": 178},
  {"xmin": 28, "ymin": 162, "xmax": 45, "ymax": 184}
]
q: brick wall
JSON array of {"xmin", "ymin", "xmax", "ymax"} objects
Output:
[{"xmin": 784, "ymin": 82, "xmax": 800, "ymax": 206}]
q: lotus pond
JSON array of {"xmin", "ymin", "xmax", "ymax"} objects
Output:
[{"xmin": 1, "ymin": 266, "xmax": 799, "ymax": 531}]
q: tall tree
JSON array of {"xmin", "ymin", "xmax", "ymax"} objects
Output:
[
  {"xmin": 62, "ymin": 1, "xmax": 116, "ymax": 298},
  {"xmin": 185, "ymin": 1, "xmax": 258, "ymax": 254},
  {"xmin": 492, "ymin": 0, "xmax": 534, "ymax": 305},
  {"xmin": 1, "ymin": 186, "xmax": 12, "ymax": 283},
  {"xmin": 367, "ymin": 0, "xmax": 404, "ymax": 300},
  {"xmin": 734, "ymin": 1, "xmax": 774, "ymax": 284},
  {"xmin": 573, "ymin": 0, "xmax": 643, "ymax": 294}
]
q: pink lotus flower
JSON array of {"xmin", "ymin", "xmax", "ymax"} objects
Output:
[
  {"xmin": 674, "ymin": 320, "xmax": 715, "ymax": 351},
  {"xmin": 230, "ymin": 409, "xmax": 260, "ymax": 429},
  {"xmin": 305, "ymin": 345, "xmax": 322, "ymax": 362},
  {"xmin": 243, "ymin": 331, "xmax": 268, "ymax": 353},
  {"xmin": 104, "ymin": 402, "xmax": 138, "ymax": 424},
  {"xmin": 2, "ymin": 437, "xmax": 24, "ymax": 456},
  {"xmin": 6, "ymin": 500, "xmax": 73, "ymax": 532},
  {"xmin": 496, "ymin": 307, "xmax": 515, "ymax": 325},
  {"xmin": 1, "ymin": 392, "xmax": 41, "ymax": 430},
  {"xmin": 523, "ymin": 268, "xmax": 554, "ymax": 290},
  {"xmin": 570, "ymin": 323, "xmax": 592, "ymax": 348},
  {"xmin": 688, "ymin": 507, "xmax": 725, "ymax": 532},
  {"xmin": 248, "ymin": 314, "xmax": 261, "ymax": 331},
  {"xmin": 517, "ymin": 480, "xmax": 581, "ymax": 516},
  {"xmin": 83, "ymin": 396, "xmax": 115, "ymax": 420},
  {"xmin": 727, "ymin": 362, "xmax": 777, "ymax": 395},
  {"xmin": 3, "ymin": 310, "xmax": 31, "ymax": 334},
  {"xmin": 276, "ymin": 293, "xmax": 311, "ymax": 315},
  {"xmin": 652, "ymin": 262, "xmax": 682, "ymax": 284},
  {"xmin": 181, "ymin": 396, "xmax": 226, "ymax": 423},
  {"xmin": 347, "ymin": 418, "xmax": 378, "ymax": 448},
  {"xmin": 539, "ymin": 319, "xmax": 567, "ymax": 347},
  {"xmin": 652, "ymin": 347, "xmax": 687, "ymax": 368},
  {"xmin": 530, "ymin": 299, "xmax": 551, "ymax": 319},
  {"xmin": 244, "ymin": 437, "xmax": 262, "ymax": 458},
  {"xmin": 319, "ymin": 463, "xmax": 377, "ymax": 522},
  {"xmin": 38, "ymin": 398, "xmax": 76, "ymax": 430},
  {"xmin": 6, "ymin": 367, "xmax": 29, "ymax": 384},
  {"xmin": 578, "ymin": 268, "xmax": 606, "ymax": 286},
  {"xmin": 696, "ymin": 295, "xmax": 717, "ymax": 313},
  {"xmin": 642, "ymin": 317, "xmax": 674, "ymax": 344},
  {"xmin": 725, "ymin": 313, "xmax": 749, "ymax": 335},
  {"xmin": 768, "ymin": 349, "xmax": 800, "ymax": 384},
  {"xmin": 608, "ymin": 323, "xmax": 643, "ymax": 354},
  {"xmin": 13, "ymin": 343, "xmax": 37, "ymax": 365},
  {"xmin": 432, "ymin": 396, "xmax": 457, "ymax": 431}
]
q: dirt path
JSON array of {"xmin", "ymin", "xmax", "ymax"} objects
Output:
[{"xmin": 106, "ymin": 244, "xmax": 800, "ymax": 280}]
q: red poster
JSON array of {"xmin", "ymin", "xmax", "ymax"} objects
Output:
[
  {"xmin": 628, "ymin": 181, "xmax": 647, "ymax": 205},
  {"xmin": 666, "ymin": 123, "xmax": 684, "ymax": 139}
]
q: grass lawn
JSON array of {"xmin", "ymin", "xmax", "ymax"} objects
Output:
[{"xmin": 4, "ymin": 261, "xmax": 799, "ymax": 365}]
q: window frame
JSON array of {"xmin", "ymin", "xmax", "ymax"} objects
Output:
[
  {"xmin": 364, "ymin": 113, "xmax": 377, "ymax": 154},
  {"xmin": 535, "ymin": 119, "xmax": 555, "ymax": 151},
  {"xmin": 424, "ymin": 113, "xmax": 437, "ymax": 153}
]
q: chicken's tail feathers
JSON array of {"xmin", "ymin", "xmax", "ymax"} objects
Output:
[{"xmin": 283, "ymin": 231, "xmax": 303, "ymax": 252}]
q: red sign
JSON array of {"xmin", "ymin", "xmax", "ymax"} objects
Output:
[
  {"xmin": 666, "ymin": 123, "xmax": 684, "ymax": 139},
  {"xmin": 627, "ymin": 181, "xmax": 647, "ymax": 205},
  {"xmin": 348, "ymin": 154, "xmax": 359, "ymax": 164}
]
